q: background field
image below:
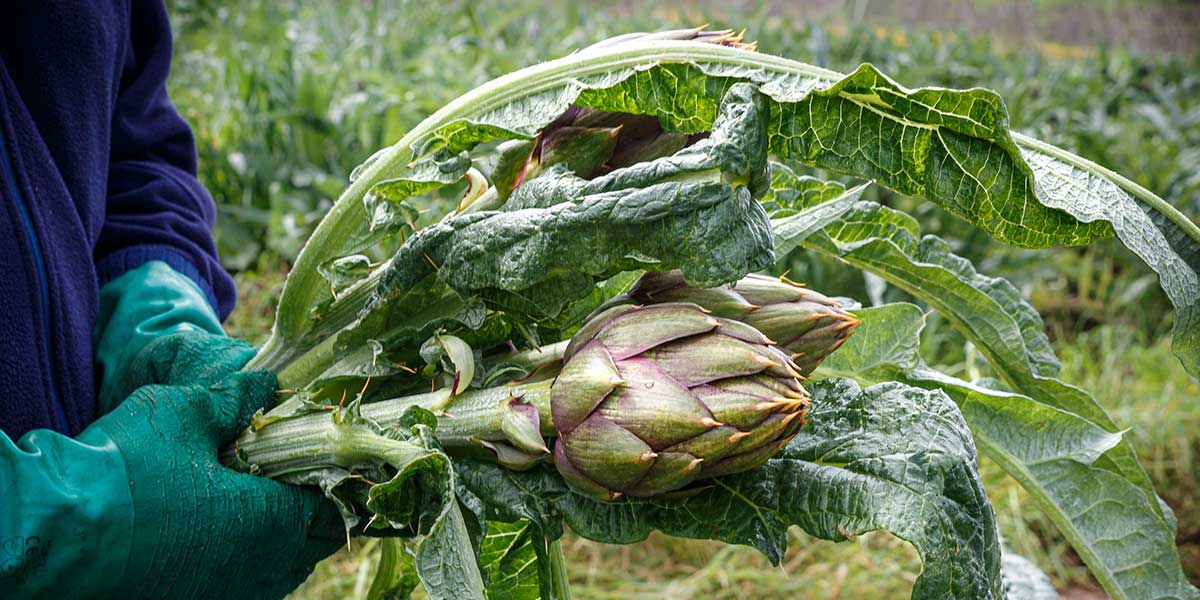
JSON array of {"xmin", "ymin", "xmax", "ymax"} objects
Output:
[{"xmin": 166, "ymin": 1, "xmax": 1200, "ymax": 597}]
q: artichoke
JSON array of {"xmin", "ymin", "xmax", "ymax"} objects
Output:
[
  {"xmin": 551, "ymin": 302, "xmax": 810, "ymax": 500},
  {"xmin": 627, "ymin": 270, "xmax": 860, "ymax": 377}
]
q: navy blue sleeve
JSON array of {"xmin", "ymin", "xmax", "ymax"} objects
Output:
[{"xmin": 94, "ymin": 0, "xmax": 235, "ymax": 319}]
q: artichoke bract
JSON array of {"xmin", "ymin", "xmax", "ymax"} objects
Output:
[
  {"xmin": 627, "ymin": 271, "xmax": 860, "ymax": 377},
  {"xmin": 551, "ymin": 302, "xmax": 810, "ymax": 500}
]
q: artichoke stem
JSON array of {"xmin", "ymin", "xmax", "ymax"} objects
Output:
[
  {"xmin": 224, "ymin": 379, "xmax": 554, "ymax": 478},
  {"xmin": 499, "ymin": 340, "xmax": 570, "ymax": 373},
  {"xmin": 362, "ymin": 379, "xmax": 555, "ymax": 446}
]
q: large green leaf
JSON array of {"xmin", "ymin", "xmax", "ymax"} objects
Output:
[
  {"xmin": 1013, "ymin": 133, "xmax": 1199, "ymax": 377},
  {"xmin": 358, "ymin": 415, "xmax": 485, "ymax": 600},
  {"xmin": 362, "ymin": 82, "xmax": 776, "ymax": 321},
  {"xmin": 414, "ymin": 501, "xmax": 487, "ymax": 600},
  {"xmin": 787, "ymin": 200, "xmax": 1161, "ymax": 499},
  {"xmin": 458, "ymin": 379, "xmax": 1004, "ymax": 600},
  {"xmin": 821, "ymin": 303, "xmax": 1198, "ymax": 599},
  {"xmin": 253, "ymin": 41, "xmax": 1197, "ymax": 379}
]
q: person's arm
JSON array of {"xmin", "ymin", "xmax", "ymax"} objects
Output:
[
  {"xmin": 94, "ymin": 0, "xmax": 234, "ymax": 323},
  {"xmin": 1, "ymin": 335, "xmax": 344, "ymax": 599},
  {"xmin": 92, "ymin": 0, "xmax": 242, "ymax": 414}
]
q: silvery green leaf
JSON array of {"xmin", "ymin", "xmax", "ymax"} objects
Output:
[
  {"xmin": 1000, "ymin": 550, "xmax": 1057, "ymax": 600},
  {"xmin": 789, "ymin": 201, "xmax": 1161, "ymax": 493},
  {"xmin": 364, "ymin": 83, "xmax": 777, "ymax": 321},
  {"xmin": 821, "ymin": 303, "xmax": 1197, "ymax": 600}
]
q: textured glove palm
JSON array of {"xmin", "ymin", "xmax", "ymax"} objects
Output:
[{"xmin": 92, "ymin": 333, "xmax": 344, "ymax": 599}]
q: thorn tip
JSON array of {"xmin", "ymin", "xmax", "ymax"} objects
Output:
[{"xmin": 753, "ymin": 355, "xmax": 782, "ymax": 368}]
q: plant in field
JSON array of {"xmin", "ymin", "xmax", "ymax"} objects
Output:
[{"xmin": 224, "ymin": 29, "xmax": 1199, "ymax": 600}]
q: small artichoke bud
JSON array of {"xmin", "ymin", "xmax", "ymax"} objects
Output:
[
  {"xmin": 538, "ymin": 125, "xmax": 622, "ymax": 179},
  {"xmin": 526, "ymin": 102, "xmax": 707, "ymax": 183},
  {"xmin": 528, "ymin": 108, "xmax": 692, "ymax": 181},
  {"xmin": 507, "ymin": 28, "xmax": 752, "ymax": 192},
  {"xmin": 551, "ymin": 302, "xmax": 809, "ymax": 500},
  {"xmin": 627, "ymin": 271, "xmax": 860, "ymax": 377},
  {"xmin": 607, "ymin": 129, "xmax": 693, "ymax": 170},
  {"xmin": 582, "ymin": 27, "xmax": 756, "ymax": 52}
]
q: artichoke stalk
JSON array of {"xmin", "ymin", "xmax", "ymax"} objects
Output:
[
  {"xmin": 625, "ymin": 270, "xmax": 861, "ymax": 377},
  {"xmin": 229, "ymin": 302, "xmax": 809, "ymax": 502}
]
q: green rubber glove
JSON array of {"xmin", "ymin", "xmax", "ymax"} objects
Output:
[
  {"xmin": 94, "ymin": 261, "xmax": 227, "ymax": 414},
  {"xmin": 2, "ymin": 334, "xmax": 345, "ymax": 599},
  {"xmin": 99, "ymin": 347, "xmax": 346, "ymax": 598}
]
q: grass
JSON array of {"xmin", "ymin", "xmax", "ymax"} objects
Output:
[
  {"xmin": 188, "ymin": 0, "xmax": 1200, "ymax": 596},
  {"xmin": 289, "ymin": 531, "xmax": 920, "ymax": 600}
]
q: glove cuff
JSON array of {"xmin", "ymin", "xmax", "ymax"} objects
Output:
[
  {"xmin": 93, "ymin": 261, "xmax": 225, "ymax": 415},
  {"xmin": 0, "ymin": 426, "xmax": 136, "ymax": 596}
]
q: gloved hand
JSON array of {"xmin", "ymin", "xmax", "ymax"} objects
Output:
[
  {"xmin": 2, "ymin": 331, "xmax": 345, "ymax": 599},
  {"xmin": 95, "ymin": 262, "xmax": 347, "ymax": 597},
  {"xmin": 94, "ymin": 261, "xmax": 231, "ymax": 413},
  {"xmin": 91, "ymin": 342, "xmax": 345, "ymax": 599},
  {"xmin": 112, "ymin": 321, "xmax": 267, "ymax": 392}
]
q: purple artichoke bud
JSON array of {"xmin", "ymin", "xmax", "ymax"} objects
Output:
[
  {"xmin": 505, "ymin": 29, "xmax": 752, "ymax": 192},
  {"xmin": 627, "ymin": 271, "xmax": 860, "ymax": 377},
  {"xmin": 524, "ymin": 108, "xmax": 702, "ymax": 183},
  {"xmin": 606, "ymin": 127, "xmax": 693, "ymax": 170},
  {"xmin": 582, "ymin": 27, "xmax": 757, "ymax": 52},
  {"xmin": 537, "ymin": 125, "xmax": 622, "ymax": 179},
  {"xmin": 551, "ymin": 303, "xmax": 809, "ymax": 500}
]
